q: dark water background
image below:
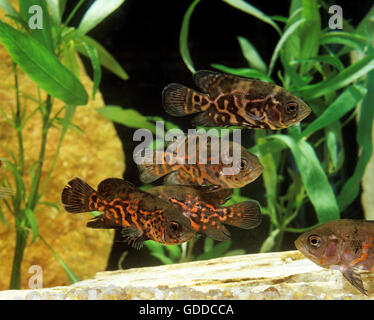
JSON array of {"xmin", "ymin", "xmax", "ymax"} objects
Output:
[{"xmin": 63, "ymin": 0, "xmax": 371, "ymax": 270}]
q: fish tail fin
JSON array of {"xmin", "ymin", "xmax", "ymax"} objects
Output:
[
  {"xmin": 221, "ymin": 200, "xmax": 262, "ymax": 229},
  {"xmin": 162, "ymin": 83, "xmax": 210, "ymax": 117},
  {"xmin": 61, "ymin": 177, "xmax": 97, "ymax": 213}
]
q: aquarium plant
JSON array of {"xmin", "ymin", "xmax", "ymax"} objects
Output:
[{"xmin": 0, "ymin": 0, "xmax": 127, "ymax": 289}]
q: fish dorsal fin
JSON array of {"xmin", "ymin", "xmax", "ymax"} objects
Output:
[
  {"xmin": 97, "ymin": 178, "xmax": 137, "ymax": 200},
  {"xmin": 193, "ymin": 70, "xmax": 251, "ymax": 99},
  {"xmin": 191, "ymin": 186, "xmax": 233, "ymax": 205}
]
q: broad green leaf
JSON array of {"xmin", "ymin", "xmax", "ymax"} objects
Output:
[
  {"xmin": 24, "ymin": 208, "xmax": 38, "ymax": 243},
  {"xmin": 144, "ymin": 241, "xmax": 164, "ymax": 256},
  {"xmin": 97, "ymin": 106, "xmax": 156, "ymax": 133},
  {"xmin": 204, "ymin": 238, "xmax": 214, "ymax": 253},
  {"xmin": 302, "ymin": 85, "xmax": 367, "ymax": 138},
  {"xmin": 197, "ymin": 240, "xmax": 231, "ymax": 260},
  {"xmin": 75, "ymin": 35, "xmax": 128, "ymax": 80},
  {"xmin": 338, "ymin": 58, "xmax": 374, "ymax": 212},
  {"xmin": 77, "ymin": 0, "xmax": 126, "ymax": 35},
  {"xmin": 297, "ymin": 53, "xmax": 374, "ymax": 98},
  {"xmin": 270, "ymin": 135, "xmax": 340, "ymax": 223},
  {"xmin": 164, "ymin": 244, "xmax": 181, "ymax": 261},
  {"xmin": 39, "ymin": 235, "xmax": 80, "ymax": 283},
  {"xmin": 80, "ymin": 41, "xmax": 101, "ymax": 99},
  {"xmin": 150, "ymin": 252, "xmax": 174, "ymax": 265},
  {"xmin": 321, "ymin": 31, "xmax": 367, "ymax": 51},
  {"xmin": 268, "ymin": 18, "xmax": 305, "ymax": 76},
  {"xmin": 180, "ymin": 0, "xmax": 200, "ymax": 73},
  {"xmin": 237, "ymin": 36, "xmax": 267, "ymax": 73},
  {"xmin": 211, "ymin": 64, "xmax": 274, "ymax": 83},
  {"xmin": 222, "ymin": 0, "xmax": 281, "ymax": 34},
  {"xmin": 20, "ymin": 0, "xmax": 54, "ymax": 52},
  {"xmin": 62, "ymin": 40, "xmax": 80, "ymax": 78},
  {"xmin": 0, "ymin": 21, "xmax": 88, "ymax": 105}
]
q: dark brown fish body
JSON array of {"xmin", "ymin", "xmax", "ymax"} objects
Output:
[
  {"xmin": 163, "ymin": 70, "xmax": 311, "ymax": 129},
  {"xmin": 295, "ymin": 219, "xmax": 374, "ymax": 295},
  {"xmin": 62, "ymin": 177, "xmax": 194, "ymax": 248},
  {"xmin": 139, "ymin": 134, "xmax": 263, "ymax": 189},
  {"xmin": 148, "ymin": 185, "xmax": 261, "ymax": 241}
]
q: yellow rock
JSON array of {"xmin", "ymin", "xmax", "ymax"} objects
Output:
[{"xmin": 0, "ymin": 3, "xmax": 124, "ymax": 289}]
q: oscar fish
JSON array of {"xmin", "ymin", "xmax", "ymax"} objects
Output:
[
  {"xmin": 138, "ymin": 134, "xmax": 263, "ymax": 189},
  {"xmin": 295, "ymin": 219, "xmax": 374, "ymax": 295},
  {"xmin": 61, "ymin": 177, "xmax": 195, "ymax": 249},
  {"xmin": 163, "ymin": 70, "xmax": 311, "ymax": 129},
  {"xmin": 148, "ymin": 185, "xmax": 261, "ymax": 241}
]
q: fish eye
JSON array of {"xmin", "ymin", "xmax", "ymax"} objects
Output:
[
  {"xmin": 308, "ymin": 235, "xmax": 321, "ymax": 248},
  {"xmin": 286, "ymin": 102, "xmax": 298, "ymax": 114},
  {"xmin": 240, "ymin": 159, "xmax": 248, "ymax": 170},
  {"xmin": 169, "ymin": 221, "xmax": 181, "ymax": 233}
]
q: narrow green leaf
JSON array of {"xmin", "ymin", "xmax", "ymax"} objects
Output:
[
  {"xmin": 224, "ymin": 249, "xmax": 245, "ymax": 257},
  {"xmin": 290, "ymin": 55, "xmax": 345, "ymax": 72},
  {"xmin": 321, "ymin": 31, "xmax": 367, "ymax": 51},
  {"xmin": 211, "ymin": 64, "xmax": 274, "ymax": 83},
  {"xmin": 260, "ymin": 228, "xmax": 280, "ymax": 253},
  {"xmin": 0, "ymin": 200, "xmax": 9, "ymax": 226},
  {"xmin": 204, "ymin": 238, "xmax": 214, "ymax": 253},
  {"xmin": 45, "ymin": 0, "xmax": 67, "ymax": 24},
  {"xmin": 302, "ymin": 85, "xmax": 367, "ymax": 137},
  {"xmin": 144, "ymin": 240, "xmax": 165, "ymax": 256},
  {"xmin": 0, "ymin": 21, "xmax": 88, "ymax": 105},
  {"xmin": 337, "ymin": 60, "xmax": 374, "ymax": 211},
  {"xmin": 222, "ymin": 0, "xmax": 281, "ymax": 34},
  {"xmin": 97, "ymin": 106, "xmax": 156, "ymax": 133},
  {"xmin": 268, "ymin": 18, "xmax": 305, "ymax": 76},
  {"xmin": 150, "ymin": 252, "xmax": 174, "ymax": 265},
  {"xmin": 39, "ymin": 235, "xmax": 80, "ymax": 283},
  {"xmin": 237, "ymin": 36, "xmax": 267, "ymax": 73},
  {"xmin": 297, "ymin": 53, "xmax": 374, "ymax": 98},
  {"xmin": 24, "ymin": 208, "xmax": 38, "ymax": 243},
  {"xmin": 80, "ymin": 41, "xmax": 101, "ymax": 99},
  {"xmin": 75, "ymin": 35, "xmax": 128, "ymax": 80},
  {"xmin": 180, "ymin": 0, "xmax": 200, "ymax": 73},
  {"xmin": 77, "ymin": 0, "xmax": 126, "ymax": 35},
  {"xmin": 62, "ymin": 40, "xmax": 80, "ymax": 78},
  {"xmin": 270, "ymin": 135, "xmax": 340, "ymax": 223}
]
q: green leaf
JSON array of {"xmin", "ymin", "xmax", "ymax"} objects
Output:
[
  {"xmin": 302, "ymin": 85, "xmax": 367, "ymax": 137},
  {"xmin": 80, "ymin": 41, "xmax": 101, "ymax": 99},
  {"xmin": 97, "ymin": 106, "xmax": 156, "ymax": 133},
  {"xmin": 164, "ymin": 245, "xmax": 181, "ymax": 261},
  {"xmin": 0, "ymin": 21, "xmax": 88, "ymax": 105},
  {"xmin": 75, "ymin": 35, "xmax": 128, "ymax": 80},
  {"xmin": 270, "ymin": 135, "xmax": 340, "ymax": 223},
  {"xmin": 20, "ymin": 0, "xmax": 54, "ymax": 52},
  {"xmin": 224, "ymin": 249, "xmax": 245, "ymax": 257},
  {"xmin": 268, "ymin": 18, "xmax": 305, "ymax": 76},
  {"xmin": 77, "ymin": 0, "xmax": 126, "ymax": 35},
  {"xmin": 179, "ymin": 0, "xmax": 200, "ymax": 73},
  {"xmin": 222, "ymin": 0, "xmax": 281, "ymax": 34},
  {"xmin": 290, "ymin": 55, "xmax": 345, "ymax": 72},
  {"xmin": 211, "ymin": 64, "xmax": 274, "ymax": 83},
  {"xmin": 150, "ymin": 252, "xmax": 174, "ymax": 265},
  {"xmin": 260, "ymin": 228, "xmax": 280, "ymax": 252},
  {"xmin": 0, "ymin": 200, "xmax": 9, "ymax": 226},
  {"xmin": 337, "ymin": 58, "xmax": 374, "ymax": 212},
  {"xmin": 204, "ymin": 238, "xmax": 214, "ymax": 253},
  {"xmin": 144, "ymin": 240, "xmax": 164, "ymax": 255},
  {"xmin": 197, "ymin": 240, "xmax": 232, "ymax": 260},
  {"xmin": 236, "ymin": 36, "xmax": 267, "ymax": 73},
  {"xmin": 297, "ymin": 53, "xmax": 374, "ymax": 99},
  {"xmin": 39, "ymin": 235, "xmax": 80, "ymax": 283},
  {"xmin": 24, "ymin": 208, "xmax": 38, "ymax": 243},
  {"xmin": 45, "ymin": 0, "xmax": 67, "ymax": 24},
  {"xmin": 320, "ymin": 31, "xmax": 367, "ymax": 51},
  {"xmin": 62, "ymin": 40, "xmax": 80, "ymax": 78}
]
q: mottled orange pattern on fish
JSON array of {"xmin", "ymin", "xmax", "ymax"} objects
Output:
[
  {"xmin": 148, "ymin": 185, "xmax": 261, "ymax": 241},
  {"xmin": 62, "ymin": 177, "xmax": 194, "ymax": 248},
  {"xmin": 163, "ymin": 70, "xmax": 311, "ymax": 129},
  {"xmin": 295, "ymin": 219, "xmax": 374, "ymax": 295},
  {"xmin": 139, "ymin": 134, "xmax": 263, "ymax": 189}
]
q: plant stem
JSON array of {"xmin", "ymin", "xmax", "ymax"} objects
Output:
[
  {"xmin": 13, "ymin": 63, "xmax": 24, "ymax": 175},
  {"xmin": 185, "ymin": 236, "xmax": 196, "ymax": 262},
  {"xmin": 9, "ymin": 224, "xmax": 29, "ymax": 289}
]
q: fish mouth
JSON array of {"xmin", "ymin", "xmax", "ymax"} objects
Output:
[
  {"xmin": 297, "ymin": 104, "xmax": 312, "ymax": 122},
  {"xmin": 251, "ymin": 164, "xmax": 264, "ymax": 179}
]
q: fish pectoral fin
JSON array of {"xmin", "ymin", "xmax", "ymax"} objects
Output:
[
  {"xmin": 200, "ymin": 224, "xmax": 231, "ymax": 241},
  {"xmin": 342, "ymin": 267, "xmax": 367, "ymax": 296},
  {"xmin": 245, "ymin": 110, "xmax": 265, "ymax": 121},
  {"xmin": 121, "ymin": 227, "xmax": 146, "ymax": 250},
  {"xmin": 86, "ymin": 214, "xmax": 117, "ymax": 229},
  {"xmin": 192, "ymin": 111, "xmax": 219, "ymax": 127}
]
